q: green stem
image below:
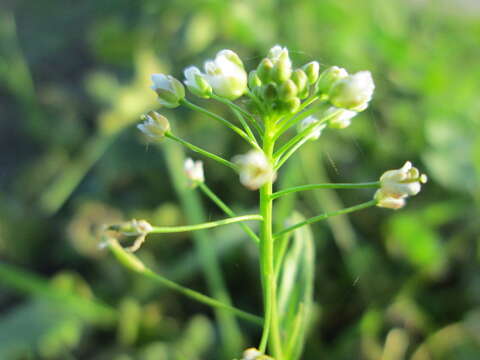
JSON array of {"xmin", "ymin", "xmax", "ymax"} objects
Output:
[
  {"xmin": 273, "ymin": 108, "xmax": 342, "ymax": 159},
  {"xmin": 246, "ymin": 90, "xmax": 267, "ymax": 125},
  {"xmin": 164, "ymin": 142, "xmax": 244, "ymax": 357},
  {"xmin": 275, "ymin": 95, "xmax": 320, "ymax": 131},
  {"xmin": 181, "ymin": 98, "xmax": 260, "ymax": 149},
  {"xmin": 165, "ymin": 132, "xmax": 238, "ymax": 171},
  {"xmin": 258, "ymin": 121, "xmax": 283, "ymax": 358},
  {"xmin": 273, "ymin": 200, "xmax": 377, "ymax": 239},
  {"xmin": 149, "ymin": 214, "xmax": 263, "ymax": 234},
  {"xmin": 107, "ymin": 239, "xmax": 263, "ymax": 326},
  {"xmin": 274, "ymin": 136, "xmax": 311, "ymax": 170},
  {"xmin": 211, "ymin": 94, "xmax": 263, "ymax": 142},
  {"xmin": 271, "ymin": 182, "xmax": 380, "ymax": 200},
  {"xmin": 198, "ymin": 183, "xmax": 260, "ymax": 243},
  {"xmin": 273, "ymin": 102, "xmax": 324, "ymax": 141}
]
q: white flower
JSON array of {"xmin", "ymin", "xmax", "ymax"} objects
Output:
[
  {"xmin": 374, "ymin": 189, "xmax": 407, "ymax": 210},
  {"xmin": 329, "ymin": 71, "xmax": 375, "ymax": 111},
  {"xmin": 204, "ymin": 49, "xmax": 247, "ymax": 100},
  {"xmin": 375, "ymin": 161, "xmax": 427, "ymax": 209},
  {"xmin": 325, "ymin": 106, "xmax": 358, "ymax": 129},
  {"xmin": 298, "ymin": 115, "xmax": 326, "ymax": 140},
  {"xmin": 151, "ymin": 74, "xmax": 185, "ymax": 108},
  {"xmin": 242, "ymin": 348, "xmax": 263, "ymax": 360},
  {"xmin": 233, "ymin": 150, "xmax": 276, "ymax": 190},
  {"xmin": 183, "ymin": 66, "xmax": 212, "ymax": 98},
  {"xmin": 184, "ymin": 158, "xmax": 205, "ymax": 186},
  {"xmin": 137, "ymin": 111, "xmax": 170, "ymax": 141}
]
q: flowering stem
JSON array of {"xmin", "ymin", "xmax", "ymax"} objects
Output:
[
  {"xmin": 246, "ymin": 90, "xmax": 267, "ymax": 124},
  {"xmin": 274, "ymin": 136, "xmax": 311, "ymax": 170},
  {"xmin": 148, "ymin": 214, "xmax": 263, "ymax": 234},
  {"xmin": 274, "ymin": 101, "xmax": 325, "ymax": 141},
  {"xmin": 165, "ymin": 132, "xmax": 239, "ymax": 171},
  {"xmin": 107, "ymin": 238, "xmax": 263, "ymax": 326},
  {"xmin": 181, "ymin": 98, "xmax": 260, "ymax": 150},
  {"xmin": 273, "ymin": 108, "xmax": 342, "ymax": 159},
  {"xmin": 275, "ymin": 95, "xmax": 320, "ymax": 131},
  {"xmin": 273, "ymin": 200, "xmax": 377, "ymax": 239},
  {"xmin": 258, "ymin": 119, "xmax": 283, "ymax": 359},
  {"xmin": 211, "ymin": 94, "xmax": 264, "ymax": 140},
  {"xmin": 271, "ymin": 182, "xmax": 380, "ymax": 200},
  {"xmin": 198, "ymin": 183, "xmax": 260, "ymax": 243}
]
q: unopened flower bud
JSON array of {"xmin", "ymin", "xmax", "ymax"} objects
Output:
[
  {"xmin": 184, "ymin": 158, "xmax": 204, "ymax": 187},
  {"xmin": 283, "ymin": 97, "xmax": 301, "ymax": 113},
  {"xmin": 303, "ymin": 61, "xmax": 320, "ymax": 84},
  {"xmin": 316, "ymin": 66, "xmax": 348, "ymax": 95},
  {"xmin": 248, "ymin": 70, "xmax": 262, "ymax": 89},
  {"xmin": 257, "ymin": 58, "xmax": 274, "ymax": 83},
  {"xmin": 233, "ymin": 150, "xmax": 276, "ymax": 190},
  {"xmin": 267, "ymin": 45, "xmax": 292, "ymax": 83},
  {"xmin": 329, "ymin": 71, "xmax": 375, "ymax": 111},
  {"xmin": 151, "ymin": 74, "xmax": 185, "ymax": 108},
  {"xmin": 325, "ymin": 107, "xmax": 358, "ymax": 129},
  {"xmin": 204, "ymin": 49, "xmax": 247, "ymax": 100},
  {"xmin": 291, "ymin": 69, "xmax": 309, "ymax": 99},
  {"xmin": 272, "ymin": 50, "xmax": 292, "ymax": 83},
  {"xmin": 137, "ymin": 111, "xmax": 170, "ymax": 141},
  {"xmin": 278, "ymin": 80, "xmax": 298, "ymax": 100},
  {"xmin": 298, "ymin": 115, "xmax": 326, "ymax": 140},
  {"xmin": 184, "ymin": 66, "xmax": 212, "ymax": 98},
  {"xmin": 262, "ymin": 83, "xmax": 278, "ymax": 101}
]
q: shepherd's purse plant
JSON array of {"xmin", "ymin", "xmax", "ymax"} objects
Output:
[{"xmin": 103, "ymin": 45, "xmax": 427, "ymax": 360}]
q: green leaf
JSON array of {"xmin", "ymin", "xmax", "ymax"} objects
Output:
[{"xmin": 277, "ymin": 212, "xmax": 316, "ymax": 360}]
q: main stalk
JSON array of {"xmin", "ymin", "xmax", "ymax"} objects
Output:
[{"xmin": 259, "ymin": 119, "xmax": 283, "ymax": 359}]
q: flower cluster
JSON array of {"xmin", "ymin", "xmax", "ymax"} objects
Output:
[
  {"xmin": 375, "ymin": 161, "xmax": 427, "ymax": 209},
  {"xmin": 140, "ymin": 44, "xmax": 424, "ymax": 204},
  {"xmin": 104, "ymin": 44, "xmax": 429, "ymax": 360}
]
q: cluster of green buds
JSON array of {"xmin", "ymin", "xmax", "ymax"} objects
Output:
[
  {"xmin": 106, "ymin": 45, "xmax": 427, "ymax": 360},
  {"xmin": 248, "ymin": 45, "xmax": 317, "ymax": 114}
]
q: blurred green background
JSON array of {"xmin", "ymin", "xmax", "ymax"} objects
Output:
[{"xmin": 1, "ymin": 0, "xmax": 479, "ymax": 359}]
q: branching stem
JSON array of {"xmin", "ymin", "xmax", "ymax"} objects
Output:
[
  {"xmin": 274, "ymin": 200, "xmax": 377, "ymax": 239},
  {"xmin": 271, "ymin": 182, "xmax": 380, "ymax": 200}
]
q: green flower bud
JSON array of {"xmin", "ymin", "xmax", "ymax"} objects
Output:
[
  {"xmin": 282, "ymin": 97, "xmax": 300, "ymax": 113},
  {"xmin": 262, "ymin": 83, "xmax": 277, "ymax": 101},
  {"xmin": 316, "ymin": 66, "xmax": 348, "ymax": 95},
  {"xmin": 291, "ymin": 69, "xmax": 308, "ymax": 99},
  {"xmin": 248, "ymin": 70, "xmax": 262, "ymax": 89},
  {"xmin": 272, "ymin": 49, "xmax": 292, "ymax": 83},
  {"xmin": 303, "ymin": 61, "xmax": 320, "ymax": 84},
  {"xmin": 151, "ymin": 74, "xmax": 185, "ymax": 108},
  {"xmin": 257, "ymin": 58, "xmax": 274, "ymax": 83},
  {"xmin": 278, "ymin": 79, "xmax": 298, "ymax": 100}
]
